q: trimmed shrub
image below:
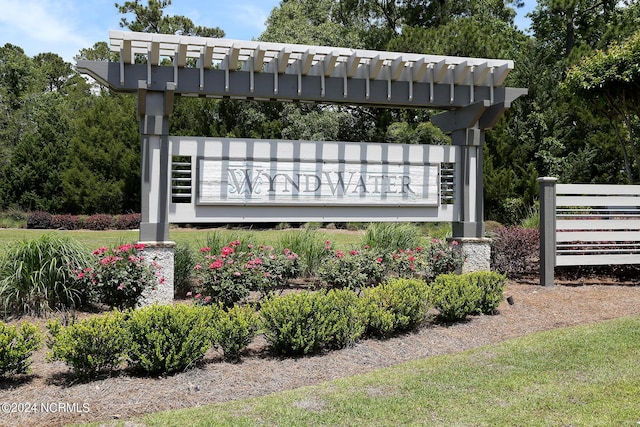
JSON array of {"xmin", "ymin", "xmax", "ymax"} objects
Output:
[
  {"xmin": 0, "ymin": 234, "xmax": 91, "ymax": 317},
  {"xmin": 429, "ymin": 273, "xmax": 482, "ymax": 322},
  {"xmin": 468, "ymin": 271, "xmax": 507, "ymax": 314},
  {"xmin": 324, "ymin": 288, "xmax": 367, "ymax": 349},
  {"xmin": 490, "ymin": 226, "xmax": 539, "ymax": 277},
  {"xmin": 83, "ymin": 214, "xmax": 114, "ymax": 231},
  {"xmin": 51, "ymin": 214, "xmax": 81, "ymax": 230},
  {"xmin": 0, "ymin": 322, "xmax": 42, "ymax": 377},
  {"xmin": 260, "ymin": 290, "xmax": 362, "ymax": 356},
  {"xmin": 363, "ymin": 278, "xmax": 431, "ymax": 337},
  {"xmin": 114, "ymin": 213, "xmax": 141, "ymax": 230},
  {"xmin": 126, "ymin": 304, "xmax": 214, "ymax": 375},
  {"xmin": 46, "ymin": 311, "xmax": 128, "ymax": 380},
  {"xmin": 211, "ymin": 304, "xmax": 259, "ymax": 362},
  {"xmin": 26, "ymin": 211, "xmax": 52, "ymax": 229}
]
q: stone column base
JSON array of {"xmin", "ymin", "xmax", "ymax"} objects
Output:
[
  {"xmin": 448, "ymin": 237, "xmax": 491, "ymax": 274},
  {"xmin": 137, "ymin": 241, "xmax": 175, "ymax": 306}
]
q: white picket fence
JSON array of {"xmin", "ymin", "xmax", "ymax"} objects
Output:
[{"xmin": 539, "ymin": 178, "xmax": 640, "ymax": 285}]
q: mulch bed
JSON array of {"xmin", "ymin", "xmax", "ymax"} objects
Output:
[{"xmin": 1, "ymin": 281, "xmax": 639, "ymax": 427}]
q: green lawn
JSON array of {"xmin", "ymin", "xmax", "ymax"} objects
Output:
[
  {"xmin": 0, "ymin": 227, "xmax": 363, "ymax": 251},
  {"xmin": 78, "ymin": 316, "xmax": 640, "ymax": 427}
]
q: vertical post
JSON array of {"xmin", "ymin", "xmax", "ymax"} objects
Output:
[
  {"xmin": 448, "ymin": 126, "xmax": 491, "ymax": 273},
  {"xmin": 538, "ymin": 177, "xmax": 557, "ymax": 286},
  {"xmin": 137, "ymin": 81, "xmax": 176, "ymax": 304}
]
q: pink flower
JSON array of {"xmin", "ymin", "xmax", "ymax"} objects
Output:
[
  {"xmin": 128, "ymin": 255, "xmax": 138, "ymax": 263},
  {"xmin": 376, "ymin": 257, "xmax": 383, "ymax": 263},
  {"xmin": 452, "ymin": 240, "xmax": 459, "ymax": 246},
  {"xmin": 364, "ymin": 245, "xmax": 370, "ymax": 249},
  {"xmin": 221, "ymin": 246, "xmax": 234, "ymax": 257},
  {"xmin": 195, "ymin": 263, "xmax": 202, "ymax": 270},
  {"xmin": 416, "ymin": 247, "xmax": 423, "ymax": 252},
  {"xmin": 117, "ymin": 283, "xmax": 125, "ymax": 290},
  {"xmin": 134, "ymin": 243, "xmax": 145, "ymax": 250},
  {"xmin": 409, "ymin": 256, "xmax": 415, "ymax": 262},
  {"xmin": 350, "ymin": 250, "xmax": 357, "ymax": 256},
  {"xmin": 200, "ymin": 247, "xmax": 211, "ymax": 252},
  {"xmin": 336, "ymin": 250, "xmax": 344, "ymax": 258},
  {"xmin": 204, "ymin": 296, "xmax": 212, "ymax": 303},
  {"xmin": 234, "ymin": 271, "xmax": 241, "ymax": 277},
  {"xmin": 77, "ymin": 272, "xmax": 85, "ymax": 279},
  {"xmin": 159, "ymin": 277, "xmax": 165, "ymax": 284},
  {"xmin": 93, "ymin": 247, "xmax": 108, "ymax": 255},
  {"xmin": 186, "ymin": 291, "xmax": 193, "ymax": 297},
  {"xmin": 195, "ymin": 293, "xmax": 202, "ymax": 299},
  {"xmin": 209, "ymin": 259, "xmax": 223, "ymax": 269}
]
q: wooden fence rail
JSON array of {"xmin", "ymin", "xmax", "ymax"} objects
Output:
[{"xmin": 538, "ymin": 177, "xmax": 640, "ymax": 286}]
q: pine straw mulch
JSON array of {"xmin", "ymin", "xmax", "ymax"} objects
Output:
[{"xmin": 2, "ymin": 280, "xmax": 640, "ymax": 427}]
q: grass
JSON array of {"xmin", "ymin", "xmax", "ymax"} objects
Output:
[
  {"xmin": 78, "ymin": 316, "xmax": 640, "ymax": 427},
  {"xmin": 0, "ymin": 227, "xmax": 362, "ymax": 252}
]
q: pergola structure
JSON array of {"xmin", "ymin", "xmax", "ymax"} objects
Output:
[{"xmin": 78, "ymin": 30, "xmax": 527, "ymax": 302}]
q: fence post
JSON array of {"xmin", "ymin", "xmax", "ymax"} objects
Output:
[{"xmin": 538, "ymin": 177, "xmax": 557, "ymax": 286}]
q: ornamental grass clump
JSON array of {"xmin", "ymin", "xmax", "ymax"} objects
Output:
[
  {"xmin": 0, "ymin": 322, "xmax": 42, "ymax": 377},
  {"xmin": 362, "ymin": 222, "xmax": 423, "ymax": 255},
  {"xmin": 192, "ymin": 240, "xmax": 300, "ymax": 307},
  {"xmin": 126, "ymin": 304, "xmax": 215, "ymax": 375},
  {"xmin": 46, "ymin": 311, "xmax": 128, "ymax": 380},
  {"xmin": 0, "ymin": 234, "xmax": 91, "ymax": 317},
  {"xmin": 77, "ymin": 243, "xmax": 161, "ymax": 310}
]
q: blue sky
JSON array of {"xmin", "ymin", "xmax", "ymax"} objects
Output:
[{"xmin": 0, "ymin": 0, "xmax": 536, "ymax": 63}]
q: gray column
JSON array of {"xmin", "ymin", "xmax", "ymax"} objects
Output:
[
  {"xmin": 137, "ymin": 82, "xmax": 176, "ymax": 304},
  {"xmin": 451, "ymin": 126, "xmax": 485, "ymax": 239},
  {"xmin": 137, "ymin": 82, "xmax": 174, "ymax": 243},
  {"xmin": 538, "ymin": 177, "xmax": 557, "ymax": 286}
]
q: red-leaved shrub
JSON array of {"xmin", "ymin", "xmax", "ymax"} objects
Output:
[
  {"xmin": 114, "ymin": 213, "xmax": 141, "ymax": 230},
  {"xmin": 83, "ymin": 214, "xmax": 114, "ymax": 231},
  {"xmin": 26, "ymin": 211, "xmax": 52, "ymax": 229},
  {"xmin": 51, "ymin": 214, "xmax": 81, "ymax": 230},
  {"xmin": 490, "ymin": 226, "xmax": 539, "ymax": 277}
]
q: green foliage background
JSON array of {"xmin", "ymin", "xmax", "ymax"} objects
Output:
[{"xmin": 1, "ymin": 0, "xmax": 639, "ymax": 225}]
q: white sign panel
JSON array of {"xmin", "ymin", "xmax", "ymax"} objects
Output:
[{"xmin": 198, "ymin": 159, "xmax": 439, "ymax": 206}]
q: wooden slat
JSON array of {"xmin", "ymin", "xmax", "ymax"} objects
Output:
[
  {"xmin": 556, "ymin": 254, "xmax": 640, "ymax": 266},
  {"xmin": 556, "ymin": 230, "xmax": 640, "ymax": 242},
  {"xmin": 556, "ymin": 195, "xmax": 640, "ymax": 207},
  {"xmin": 557, "ymin": 184, "xmax": 640, "ymax": 195},
  {"xmin": 556, "ymin": 219, "xmax": 640, "ymax": 230}
]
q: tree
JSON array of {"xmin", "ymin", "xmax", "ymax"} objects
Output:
[
  {"xmin": 116, "ymin": 0, "xmax": 224, "ymax": 37},
  {"xmin": 565, "ymin": 30, "xmax": 640, "ymax": 182}
]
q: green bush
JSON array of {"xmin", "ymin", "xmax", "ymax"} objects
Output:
[
  {"xmin": 0, "ymin": 234, "xmax": 91, "ymax": 317},
  {"xmin": 324, "ymin": 288, "xmax": 367, "ymax": 349},
  {"xmin": 318, "ymin": 244, "xmax": 385, "ymax": 289},
  {"xmin": 467, "ymin": 272, "xmax": 507, "ymax": 314},
  {"xmin": 362, "ymin": 222, "xmax": 423, "ymax": 254},
  {"xmin": 424, "ymin": 239, "xmax": 465, "ymax": 282},
  {"xmin": 46, "ymin": 311, "xmax": 128, "ymax": 380},
  {"xmin": 126, "ymin": 304, "xmax": 213, "ymax": 375},
  {"xmin": 211, "ymin": 304, "xmax": 259, "ymax": 362},
  {"xmin": 78, "ymin": 243, "xmax": 160, "ymax": 310},
  {"xmin": 429, "ymin": 273, "xmax": 482, "ymax": 322},
  {"xmin": 260, "ymin": 290, "xmax": 362, "ymax": 356},
  {"xmin": 0, "ymin": 322, "xmax": 42, "ymax": 377},
  {"xmin": 363, "ymin": 278, "xmax": 431, "ymax": 337}
]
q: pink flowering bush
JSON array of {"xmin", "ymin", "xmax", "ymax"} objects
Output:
[
  {"xmin": 423, "ymin": 239, "xmax": 465, "ymax": 281},
  {"xmin": 75, "ymin": 243, "xmax": 161, "ymax": 309},
  {"xmin": 318, "ymin": 242, "xmax": 386, "ymax": 289},
  {"xmin": 192, "ymin": 240, "xmax": 300, "ymax": 308}
]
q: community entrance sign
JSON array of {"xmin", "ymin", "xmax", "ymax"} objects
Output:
[{"xmin": 78, "ymin": 30, "xmax": 527, "ymax": 301}]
